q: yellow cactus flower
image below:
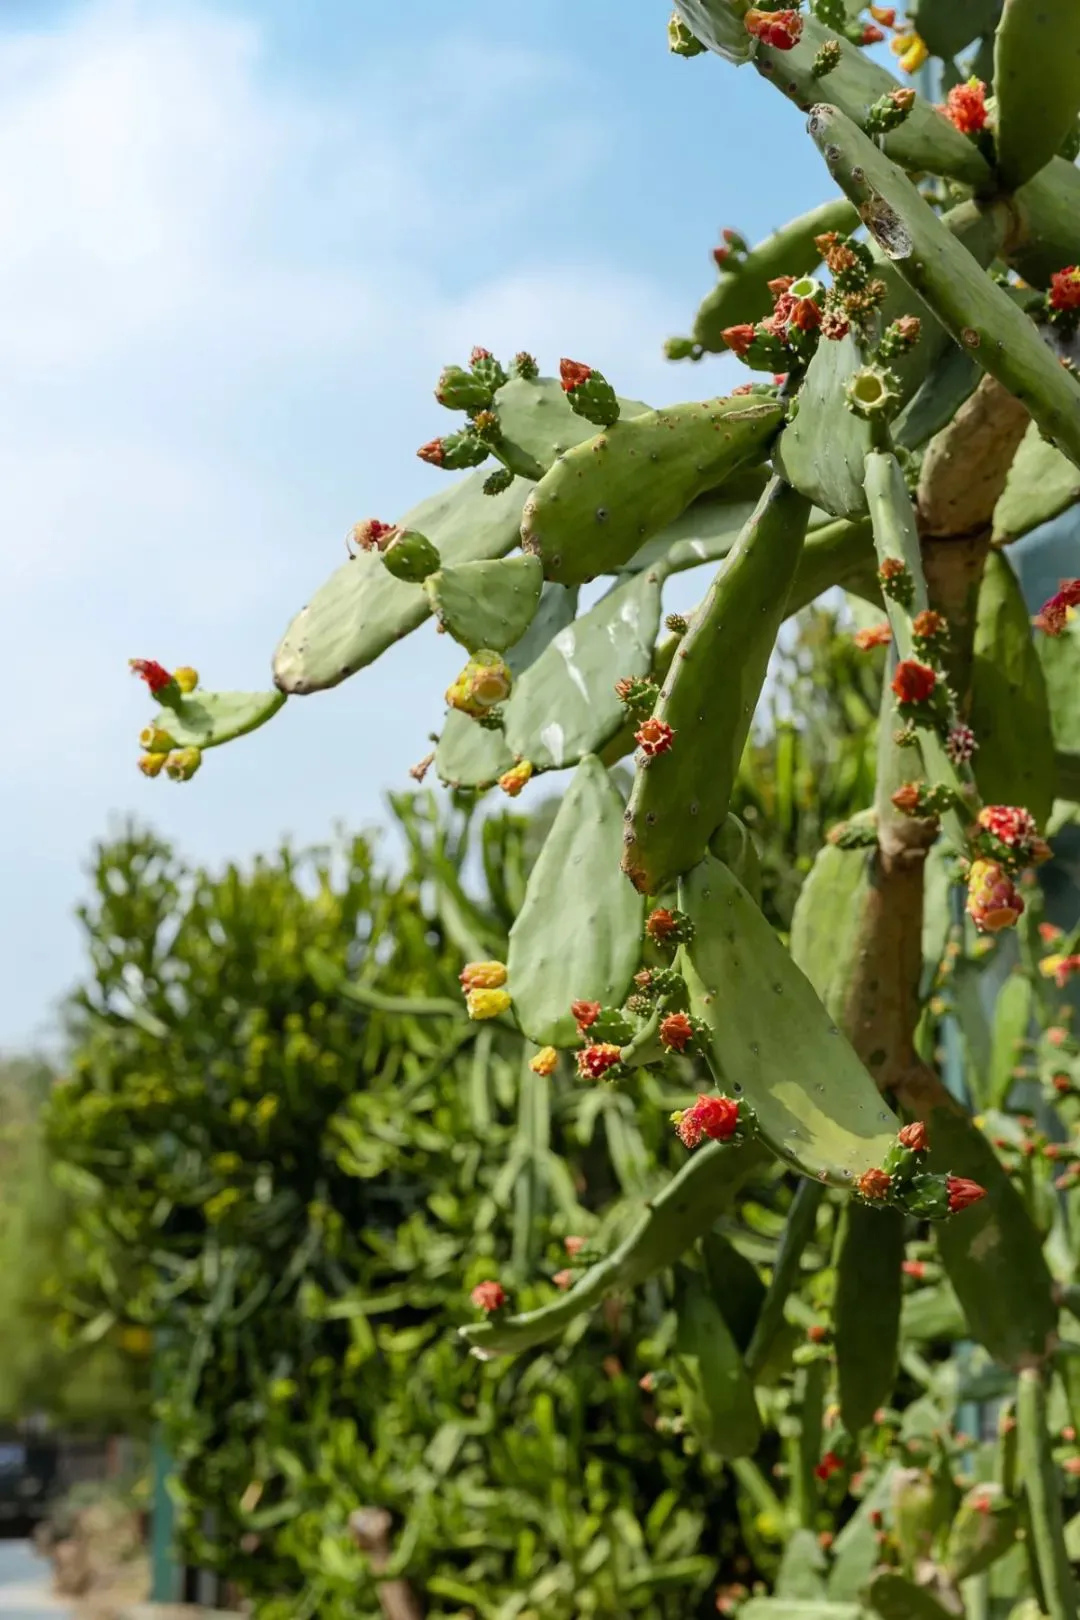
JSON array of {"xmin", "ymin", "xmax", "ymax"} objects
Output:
[
  {"xmin": 139, "ymin": 725, "xmax": 176, "ymax": 754},
  {"xmin": 173, "ymin": 666, "xmax": 199, "ymax": 694},
  {"xmin": 529, "ymin": 1046, "xmax": 558, "ymax": 1076},
  {"xmin": 499, "ymin": 760, "xmax": 534, "ymax": 797},
  {"xmin": 891, "ymin": 30, "xmax": 928, "ymax": 74},
  {"xmin": 466, "ymin": 987, "xmax": 512, "ymax": 1021},
  {"xmin": 164, "ymin": 746, "xmax": 202, "ymax": 781},
  {"xmin": 137, "ymin": 752, "xmax": 167, "ymax": 778},
  {"xmin": 459, "ymin": 960, "xmax": 508, "ymax": 992}
]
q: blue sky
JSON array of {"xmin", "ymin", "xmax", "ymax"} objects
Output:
[{"xmin": 0, "ymin": 1, "xmax": 871, "ymax": 1049}]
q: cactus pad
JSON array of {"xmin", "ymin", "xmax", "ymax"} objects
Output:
[
  {"xmin": 424, "ymin": 555, "xmax": 543, "ymax": 654},
  {"xmin": 674, "ymin": 1271, "xmax": 762, "ymax": 1458},
  {"xmin": 151, "ymin": 688, "xmax": 285, "ymax": 750},
  {"xmin": 994, "ymin": 0, "xmax": 1080, "ymax": 190},
  {"xmin": 489, "ymin": 374, "xmax": 650, "ymax": 482},
  {"xmin": 520, "ymin": 396, "xmax": 783, "ymax": 585},
  {"xmin": 993, "ymin": 421, "xmax": 1080, "ymax": 544},
  {"xmin": 679, "ymin": 852, "xmax": 899, "ymax": 1184},
  {"xmin": 970, "ymin": 550, "xmax": 1056, "ymax": 828},
  {"xmin": 507, "ymin": 755, "xmax": 644, "ymax": 1047},
  {"xmin": 273, "ymin": 469, "xmax": 528, "ymax": 694}
]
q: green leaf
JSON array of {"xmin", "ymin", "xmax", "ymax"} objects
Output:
[{"xmin": 507, "ymin": 755, "xmax": 643, "ymax": 1047}]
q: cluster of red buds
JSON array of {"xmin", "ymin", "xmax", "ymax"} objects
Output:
[
  {"xmin": 891, "ymin": 780, "xmax": 960, "ymax": 819},
  {"xmin": 645, "ymin": 906, "xmax": 694, "ymax": 949},
  {"xmin": 670, "ymin": 1093, "xmax": 742, "ymax": 1149},
  {"xmin": 711, "ymin": 226, "xmax": 749, "ymax": 271},
  {"xmin": 853, "ymin": 621, "xmax": 892, "ymax": 652},
  {"xmin": 972, "ymin": 804, "xmax": 1047, "ymax": 869},
  {"xmin": 940, "ymin": 78, "xmax": 989, "ymax": 137},
  {"xmin": 1034, "ymin": 576, "xmax": 1080, "ymax": 635},
  {"xmin": 853, "ymin": 1123, "xmax": 987, "ymax": 1219},
  {"xmin": 615, "ymin": 675, "xmax": 660, "ymax": 718},
  {"xmin": 1046, "ymin": 268, "xmax": 1080, "ymax": 334},
  {"xmin": 743, "ymin": 7, "xmax": 803, "ymax": 51},
  {"xmin": 559, "ymin": 358, "xmax": 621, "ymax": 428}
]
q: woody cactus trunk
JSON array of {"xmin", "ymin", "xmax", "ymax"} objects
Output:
[{"xmin": 127, "ymin": 3, "xmax": 1080, "ymax": 1616}]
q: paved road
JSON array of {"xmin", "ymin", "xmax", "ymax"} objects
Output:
[{"xmin": 0, "ymin": 1538, "xmax": 72, "ymax": 1617}]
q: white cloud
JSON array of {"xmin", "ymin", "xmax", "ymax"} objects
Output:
[{"xmin": 0, "ymin": 0, "xmax": 683, "ymax": 1048}]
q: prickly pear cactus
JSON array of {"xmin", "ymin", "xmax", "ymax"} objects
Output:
[{"xmin": 125, "ymin": 6, "xmax": 1080, "ymax": 1611}]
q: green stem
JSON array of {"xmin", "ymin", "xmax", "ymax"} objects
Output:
[
  {"xmin": 745, "ymin": 1178, "xmax": 824, "ymax": 1380},
  {"xmin": 730, "ymin": 1456, "xmax": 785, "ymax": 1528},
  {"xmin": 794, "ymin": 1356, "xmax": 826, "ymax": 1530},
  {"xmin": 1016, "ymin": 1364, "xmax": 1078, "ymax": 1620}
]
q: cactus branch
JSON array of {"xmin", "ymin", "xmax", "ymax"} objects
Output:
[{"xmin": 1016, "ymin": 1364, "xmax": 1080, "ymax": 1620}]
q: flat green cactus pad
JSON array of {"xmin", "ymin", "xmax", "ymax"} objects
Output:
[
  {"xmin": 866, "ymin": 1573, "xmax": 956, "ymax": 1620},
  {"xmin": 757, "ymin": 18, "xmax": 992, "ymax": 188},
  {"xmin": 834, "ymin": 1203, "xmax": 903, "ymax": 1435},
  {"xmin": 993, "ymin": 421, "xmax": 1080, "ymax": 544},
  {"xmin": 679, "ymin": 852, "xmax": 899, "ymax": 1185},
  {"xmin": 503, "ymin": 567, "xmax": 663, "ymax": 772},
  {"xmin": 740, "ymin": 1602, "xmax": 865, "ymax": 1620},
  {"xmin": 894, "ymin": 346, "xmax": 980, "ymax": 453},
  {"xmin": 807, "ymin": 105, "xmax": 1080, "ymax": 474},
  {"xmin": 153, "ymin": 688, "xmax": 285, "ymax": 750},
  {"xmin": 1011, "ymin": 157, "xmax": 1080, "ymax": 288},
  {"xmin": 670, "ymin": 0, "xmax": 754, "ymax": 62},
  {"xmin": 789, "ymin": 827, "xmax": 874, "ymax": 1025},
  {"xmin": 692, "ymin": 198, "xmax": 859, "ymax": 352},
  {"xmin": 626, "ymin": 469, "xmax": 769, "ymax": 573},
  {"xmin": 623, "ymin": 479, "xmax": 811, "ymax": 895},
  {"xmin": 994, "ymin": 0, "xmax": 1080, "ymax": 190},
  {"xmin": 424, "ymin": 554, "xmax": 543, "ymax": 653},
  {"xmin": 273, "ymin": 469, "xmax": 528, "ymax": 694},
  {"xmin": 490, "ymin": 374, "xmax": 651, "ymax": 481},
  {"xmin": 1036, "ymin": 611, "xmax": 1080, "ymax": 755},
  {"xmin": 520, "ymin": 396, "xmax": 783, "ymax": 585},
  {"xmin": 911, "ymin": 0, "xmax": 1000, "ymax": 59},
  {"xmin": 674, "ymin": 1272, "xmax": 761, "ymax": 1458},
  {"xmin": 970, "ymin": 550, "xmax": 1056, "ymax": 828},
  {"xmin": 507, "ymin": 755, "xmax": 643, "ymax": 1047}
]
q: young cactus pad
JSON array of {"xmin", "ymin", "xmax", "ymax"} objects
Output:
[
  {"xmin": 678, "ymin": 851, "xmax": 899, "ymax": 1184},
  {"xmin": 506, "ymin": 755, "xmax": 644, "ymax": 1047},
  {"xmin": 487, "ymin": 373, "xmax": 651, "ymax": 482},
  {"xmin": 150, "ymin": 689, "xmax": 286, "ymax": 750},
  {"xmin": 622, "ymin": 478, "xmax": 811, "ymax": 896},
  {"xmin": 423, "ymin": 555, "xmax": 543, "ymax": 654},
  {"xmin": 993, "ymin": 420, "xmax": 1080, "ymax": 544},
  {"xmin": 273, "ymin": 469, "xmax": 528, "ymax": 694},
  {"xmin": 520, "ymin": 395, "xmax": 783, "ymax": 585},
  {"xmin": 993, "ymin": 0, "xmax": 1080, "ymax": 190}
]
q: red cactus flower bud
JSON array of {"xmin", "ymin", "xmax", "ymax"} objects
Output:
[
  {"xmin": 1065, "ymin": 1426, "xmax": 1077, "ymax": 1443},
  {"xmin": 460, "ymin": 961, "xmax": 508, "ymax": 991},
  {"xmin": 943, "ymin": 78, "xmax": 988, "ymax": 135},
  {"xmin": 818, "ymin": 1531, "xmax": 834, "ymax": 1551},
  {"xmin": 639, "ymin": 1371, "xmax": 656, "ymax": 1392},
  {"xmin": 947, "ymin": 1176, "xmax": 987, "ymax": 1213},
  {"xmin": 350, "ymin": 517, "xmax": 396, "ymax": 552},
  {"xmin": 559, "ymin": 358, "xmax": 593, "ymax": 392},
  {"xmin": 552, "ymin": 1269, "xmax": 574, "ymax": 1291},
  {"xmin": 572, "ymin": 999, "xmax": 601, "ymax": 1032},
  {"xmin": 671, "ymin": 1094, "xmax": 739, "ymax": 1149},
  {"xmin": 471, "ymin": 1280, "xmax": 506, "ymax": 1312},
  {"xmin": 469, "ymin": 346, "xmax": 492, "ymax": 365},
  {"xmin": 966, "ymin": 859, "xmax": 1024, "ymax": 933},
  {"xmin": 869, "ymin": 1508, "xmax": 884, "ymax": 1530},
  {"xmin": 912, "ymin": 609, "xmax": 947, "ymax": 640},
  {"xmin": 1048, "ymin": 1026, "xmax": 1069, "ymax": 1047},
  {"xmin": 814, "ymin": 1450, "xmax": 842, "ymax": 1482},
  {"xmin": 857, "ymin": 1167, "xmax": 892, "ymax": 1200},
  {"xmin": 977, "ymin": 804, "xmax": 1038, "ymax": 849},
  {"xmin": 721, "ymin": 323, "xmax": 757, "ymax": 357},
  {"xmin": 712, "ymin": 246, "xmax": 731, "ymax": 267},
  {"xmin": 635, "ymin": 717, "xmax": 675, "ymax": 757},
  {"xmin": 745, "ymin": 7, "xmax": 804, "ymax": 49},
  {"xmin": 565, "ymin": 1235, "xmax": 586, "ymax": 1257},
  {"xmin": 790, "ymin": 296, "xmax": 822, "ymax": 332},
  {"xmin": 902, "ymin": 1259, "xmax": 926, "ymax": 1280},
  {"xmin": 767, "ymin": 275, "xmax": 796, "ymax": 300},
  {"xmin": 1034, "ymin": 577, "xmax": 1080, "ymax": 635},
  {"xmin": 730, "ymin": 382, "xmax": 754, "ymax": 395},
  {"xmin": 870, "ymin": 4, "xmax": 896, "ymax": 22},
  {"xmin": 1040, "ymin": 922, "xmax": 1065, "ymax": 943},
  {"xmin": 821, "ymin": 307, "xmax": 851, "ymax": 341},
  {"xmin": 861, "ymin": 23, "xmax": 886, "ymax": 43},
  {"xmin": 417, "ymin": 438, "xmax": 446, "ymax": 466},
  {"xmin": 1049, "ymin": 268, "xmax": 1080, "ymax": 313},
  {"xmin": 659, "ymin": 1011, "xmax": 695, "ymax": 1053},
  {"xmin": 892, "ymin": 660, "xmax": 937, "ymax": 705},
  {"xmin": 853, "ymin": 622, "xmax": 892, "ymax": 651},
  {"xmin": 646, "ymin": 907, "xmax": 678, "ymax": 945},
  {"xmin": 576, "ymin": 1042, "xmax": 624, "ymax": 1080},
  {"xmin": 898, "ymin": 1121, "xmax": 928, "ymax": 1152},
  {"xmin": 891, "ymin": 783, "xmax": 923, "ymax": 816},
  {"xmin": 129, "ymin": 658, "xmax": 174, "ymax": 694},
  {"xmin": 1053, "ymin": 1073, "xmax": 1072, "ymax": 1093},
  {"xmin": 807, "ymin": 1324, "xmax": 828, "ymax": 1344},
  {"xmin": 1065, "ymin": 1456, "xmax": 1080, "ymax": 1477}
]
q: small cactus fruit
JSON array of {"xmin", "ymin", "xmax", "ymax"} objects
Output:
[
  {"xmin": 877, "ymin": 556, "xmax": 914, "ymax": 607},
  {"xmin": 966, "ymin": 859, "xmax": 1025, "ymax": 933},
  {"xmin": 129, "ymin": 658, "xmax": 174, "ymax": 695},
  {"xmin": 559, "ymin": 358, "xmax": 621, "ymax": 427},
  {"xmin": 877, "ymin": 315, "xmax": 922, "ymax": 361},
  {"xmin": 890, "ymin": 29, "xmax": 928, "ymax": 74},
  {"xmin": 571, "ymin": 999, "xmax": 601, "ymax": 1032},
  {"xmin": 812, "ymin": 40, "xmax": 841, "ymax": 77},
  {"xmin": 173, "ymin": 666, "xmax": 199, "ymax": 694},
  {"xmin": 856, "ymin": 1167, "xmax": 892, "ymax": 1201},
  {"xmin": 944, "ymin": 1483, "xmax": 1020, "ymax": 1581},
  {"xmin": 137, "ymin": 752, "xmax": 167, "ymax": 778},
  {"xmin": 615, "ymin": 676, "xmax": 660, "ymax": 716},
  {"xmin": 853, "ymin": 622, "xmax": 892, "ymax": 651},
  {"xmin": 164, "ymin": 747, "xmax": 202, "ymax": 782},
  {"xmin": 635, "ymin": 716, "xmax": 675, "ymax": 757},
  {"xmin": 645, "ymin": 906, "xmax": 692, "ymax": 947},
  {"xmin": 576, "ymin": 1042, "xmax": 624, "ymax": 1080},
  {"xmin": 465, "ymin": 986, "xmax": 512, "ymax": 1021},
  {"xmin": 498, "ymin": 760, "xmax": 533, "ymax": 797},
  {"xmin": 139, "ymin": 725, "xmax": 176, "ymax": 754},
  {"xmin": 891, "ymin": 659, "xmax": 937, "ymax": 708},
  {"xmin": 417, "ymin": 430, "xmax": 488, "ymax": 470},
  {"xmin": 659, "ymin": 1011, "xmax": 695, "ymax": 1052},
  {"xmin": 529, "ymin": 1046, "xmax": 558, "ymax": 1076},
  {"xmin": 865, "ymin": 88, "xmax": 916, "ymax": 136},
  {"xmin": 744, "ymin": 8, "xmax": 803, "ymax": 50},
  {"xmin": 942, "ymin": 79, "xmax": 989, "ymax": 137},
  {"xmin": 670, "ymin": 1093, "xmax": 739, "ymax": 1148},
  {"xmin": 890, "ymin": 1468, "xmax": 938, "ymax": 1564},
  {"xmin": 459, "ymin": 961, "xmax": 508, "ymax": 991},
  {"xmin": 511, "ymin": 350, "xmax": 538, "ymax": 380},
  {"xmin": 435, "ymin": 364, "xmax": 493, "ymax": 413},
  {"xmin": 845, "ymin": 364, "xmax": 902, "ymax": 420},
  {"xmin": 469, "ymin": 347, "xmax": 507, "ymax": 392},
  {"xmin": 381, "ymin": 528, "xmax": 441, "ymax": 583},
  {"xmin": 445, "ymin": 650, "xmax": 512, "ymax": 718},
  {"xmin": 976, "ymin": 804, "xmax": 1039, "ymax": 859},
  {"xmin": 668, "ymin": 11, "xmax": 706, "ymax": 55},
  {"xmin": 470, "ymin": 1280, "xmax": 507, "ymax": 1313},
  {"xmin": 482, "ymin": 467, "xmax": 515, "ymax": 497}
]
